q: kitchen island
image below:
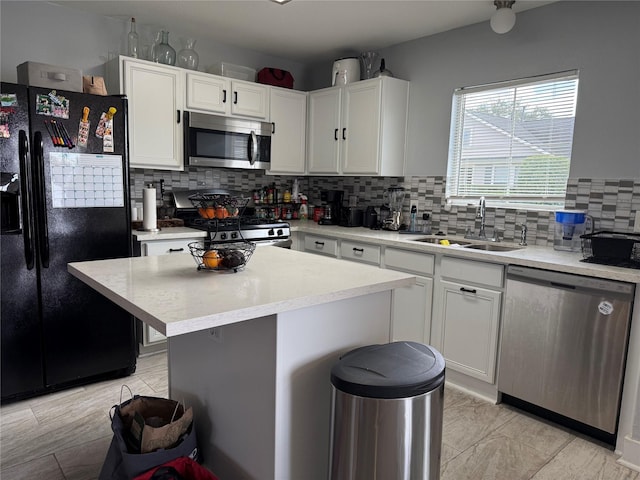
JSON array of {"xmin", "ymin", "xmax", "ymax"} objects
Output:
[{"xmin": 68, "ymin": 246, "xmax": 415, "ymax": 480}]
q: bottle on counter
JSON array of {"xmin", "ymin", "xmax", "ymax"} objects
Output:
[
  {"xmin": 292, "ymin": 178, "xmax": 300, "ymax": 202},
  {"xmin": 299, "ymin": 195, "xmax": 308, "ymax": 220},
  {"xmin": 283, "ymin": 189, "xmax": 291, "ymax": 203},
  {"xmin": 127, "ymin": 17, "xmax": 139, "ymax": 58},
  {"xmin": 410, "ymin": 205, "xmax": 417, "ymax": 232}
]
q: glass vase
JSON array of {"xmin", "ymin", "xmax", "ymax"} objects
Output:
[
  {"xmin": 154, "ymin": 31, "xmax": 176, "ymax": 66},
  {"xmin": 177, "ymin": 38, "xmax": 199, "ymax": 70}
]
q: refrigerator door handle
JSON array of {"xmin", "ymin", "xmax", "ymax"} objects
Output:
[
  {"xmin": 18, "ymin": 129, "xmax": 35, "ymax": 270},
  {"xmin": 32, "ymin": 131, "xmax": 50, "ymax": 268}
]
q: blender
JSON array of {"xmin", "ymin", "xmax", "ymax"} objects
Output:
[{"xmin": 382, "ymin": 186, "xmax": 406, "ymax": 231}]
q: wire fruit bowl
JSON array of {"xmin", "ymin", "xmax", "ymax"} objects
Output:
[
  {"xmin": 188, "ymin": 241, "xmax": 256, "ymax": 273},
  {"xmin": 189, "ymin": 193, "xmax": 249, "ymax": 220}
]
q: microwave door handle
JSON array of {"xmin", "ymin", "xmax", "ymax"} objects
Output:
[{"xmin": 249, "ymin": 130, "xmax": 258, "ymax": 165}]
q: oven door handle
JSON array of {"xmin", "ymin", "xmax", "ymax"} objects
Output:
[{"xmin": 249, "ymin": 130, "xmax": 258, "ymax": 165}]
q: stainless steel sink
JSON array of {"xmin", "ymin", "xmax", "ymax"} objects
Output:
[
  {"xmin": 413, "ymin": 237, "xmax": 472, "ymax": 246},
  {"xmin": 463, "ymin": 243, "xmax": 523, "ymax": 252}
]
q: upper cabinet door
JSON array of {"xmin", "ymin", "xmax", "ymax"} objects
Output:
[
  {"xmin": 186, "ymin": 72, "xmax": 228, "ymax": 114},
  {"xmin": 307, "ymin": 87, "xmax": 342, "ymax": 174},
  {"xmin": 123, "ymin": 59, "xmax": 184, "ymax": 171},
  {"xmin": 230, "ymin": 80, "xmax": 269, "ymax": 119},
  {"xmin": 341, "ymin": 80, "xmax": 382, "ymax": 174},
  {"xmin": 268, "ymin": 88, "xmax": 307, "ymax": 174}
]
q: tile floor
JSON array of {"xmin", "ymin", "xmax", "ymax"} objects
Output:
[{"xmin": 1, "ymin": 351, "xmax": 638, "ymax": 480}]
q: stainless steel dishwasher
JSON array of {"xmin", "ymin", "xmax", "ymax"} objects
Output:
[{"xmin": 498, "ymin": 265, "xmax": 634, "ymax": 443}]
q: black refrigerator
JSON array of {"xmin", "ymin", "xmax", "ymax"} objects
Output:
[{"xmin": 0, "ymin": 82, "xmax": 137, "ymax": 402}]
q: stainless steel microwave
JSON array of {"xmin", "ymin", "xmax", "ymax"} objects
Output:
[{"xmin": 184, "ymin": 112, "xmax": 272, "ymax": 169}]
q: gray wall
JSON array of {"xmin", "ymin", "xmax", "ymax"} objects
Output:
[
  {"xmin": 0, "ymin": 1, "xmax": 308, "ymax": 89},
  {"xmin": 3, "ymin": 1, "xmax": 638, "ymax": 181},
  {"xmin": 308, "ymin": 1, "xmax": 640, "ymax": 180}
]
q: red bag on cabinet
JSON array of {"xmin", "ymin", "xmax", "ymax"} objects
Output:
[{"xmin": 257, "ymin": 68, "xmax": 294, "ymax": 89}]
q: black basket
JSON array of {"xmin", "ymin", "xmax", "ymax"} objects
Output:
[
  {"xmin": 188, "ymin": 193, "xmax": 250, "ymax": 219},
  {"xmin": 188, "ymin": 241, "xmax": 256, "ymax": 273},
  {"xmin": 581, "ymin": 231, "xmax": 640, "ymax": 262}
]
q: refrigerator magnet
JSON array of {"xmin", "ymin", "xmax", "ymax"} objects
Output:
[
  {"xmin": 95, "ymin": 107, "xmax": 116, "ymax": 138},
  {"xmin": 0, "ymin": 112, "xmax": 10, "ymax": 138},
  {"xmin": 77, "ymin": 107, "xmax": 90, "ymax": 147}
]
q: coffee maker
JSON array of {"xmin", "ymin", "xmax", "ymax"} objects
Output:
[{"xmin": 319, "ymin": 190, "xmax": 344, "ymax": 225}]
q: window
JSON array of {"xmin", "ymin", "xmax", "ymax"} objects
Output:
[{"xmin": 446, "ymin": 71, "xmax": 579, "ymax": 209}]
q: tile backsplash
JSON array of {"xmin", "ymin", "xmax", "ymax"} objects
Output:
[{"xmin": 131, "ymin": 167, "xmax": 640, "ymax": 247}]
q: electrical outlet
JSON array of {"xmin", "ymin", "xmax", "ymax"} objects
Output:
[
  {"xmin": 634, "ymin": 211, "xmax": 640, "ymax": 233},
  {"xmin": 208, "ymin": 327, "xmax": 223, "ymax": 343}
]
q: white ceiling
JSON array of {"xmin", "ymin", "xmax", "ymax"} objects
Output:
[{"xmin": 52, "ymin": 0, "xmax": 556, "ymax": 63}]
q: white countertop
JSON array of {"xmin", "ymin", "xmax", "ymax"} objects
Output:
[
  {"xmin": 133, "ymin": 226, "xmax": 206, "ymax": 241},
  {"xmin": 132, "ymin": 223, "xmax": 640, "ymax": 284},
  {"xmin": 68, "ymin": 246, "xmax": 415, "ymax": 337},
  {"xmin": 293, "ymin": 223, "xmax": 640, "ymax": 283}
]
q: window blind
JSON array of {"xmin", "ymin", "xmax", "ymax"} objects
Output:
[{"xmin": 446, "ymin": 71, "xmax": 579, "ymax": 209}]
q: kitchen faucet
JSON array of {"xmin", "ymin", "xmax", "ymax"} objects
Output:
[
  {"xmin": 519, "ymin": 223, "xmax": 528, "ymax": 246},
  {"xmin": 477, "ymin": 196, "xmax": 486, "ymax": 239}
]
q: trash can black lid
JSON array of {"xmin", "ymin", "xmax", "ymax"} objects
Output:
[{"xmin": 330, "ymin": 341, "xmax": 445, "ymax": 399}]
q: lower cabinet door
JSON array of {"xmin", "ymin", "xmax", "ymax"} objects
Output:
[
  {"xmin": 435, "ymin": 279, "xmax": 502, "ymax": 383},
  {"xmin": 391, "ymin": 275, "xmax": 433, "ymax": 344}
]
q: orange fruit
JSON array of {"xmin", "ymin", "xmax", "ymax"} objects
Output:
[{"xmin": 203, "ymin": 250, "xmax": 221, "ymax": 269}]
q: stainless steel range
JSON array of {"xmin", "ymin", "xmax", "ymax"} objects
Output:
[{"xmin": 171, "ymin": 189, "xmax": 291, "ymax": 247}]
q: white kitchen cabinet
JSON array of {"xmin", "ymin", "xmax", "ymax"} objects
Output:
[
  {"xmin": 112, "ymin": 57, "xmax": 184, "ymax": 171},
  {"xmin": 307, "ymin": 77, "xmax": 409, "ymax": 176},
  {"xmin": 391, "ymin": 276, "xmax": 433, "ymax": 343},
  {"xmin": 340, "ymin": 240, "xmax": 381, "ymax": 265},
  {"xmin": 307, "ymin": 87, "xmax": 342, "ymax": 174},
  {"xmin": 267, "ymin": 87, "xmax": 307, "ymax": 174},
  {"xmin": 138, "ymin": 237, "xmax": 200, "ymax": 348},
  {"xmin": 186, "ymin": 72, "xmax": 269, "ymax": 120},
  {"xmin": 384, "ymin": 248, "xmax": 434, "ymax": 344},
  {"xmin": 303, "ymin": 234, "xmax": 338, "ymax": 257},
  {"xmin": 432, "ymin": 256, "xmax": 503, "ymax": 383}
]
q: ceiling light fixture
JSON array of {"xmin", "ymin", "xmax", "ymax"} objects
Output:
[
  {"xmin": 270, "ymin": 0, "xmax": 293, "ymax": 4},
  {"xmin": 490, "ymin": 0, "xmax": 516, "ymax": 34}
]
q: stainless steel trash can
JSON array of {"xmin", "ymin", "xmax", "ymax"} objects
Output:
[{"xmin": 329, "ymin": 341, "xmax": 445, "ymax": 480}]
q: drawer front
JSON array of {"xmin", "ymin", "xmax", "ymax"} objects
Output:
[
  {"xmin": 340, "ymin": 241, "xmax": 381, "ymax": 265},
  {"xmin": 143, "ymin": 238, "xmax": 199, "ymax": 256},
  {"xmin": 385, "ymin": 248, "xmax": 434, "ymax": 276},
  {"xmin": 440, "ymin": 256, "xmax": 504, "ymax": 288},
  {"xmin": 304, "ymin": 234, "xmax": 338, "ymax": 257}
]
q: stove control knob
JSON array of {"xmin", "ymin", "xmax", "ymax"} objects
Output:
[
  {"xmin": 268, "ymin": 229, "xmax": 275, "ymax": 236},
  {"xmin": 277, "ymin": 229, "xmax": 283, "ymax": 236},
  {"xmin": 220, "ymin": 232, "xmax": 227, "ymax": 240},
  {"xmin": 231, "ymin": 232, "xmax": 238, "ymax": 239}
]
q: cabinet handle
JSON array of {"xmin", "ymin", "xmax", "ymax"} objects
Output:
[
  {"xmin": 460, "ymin": 287, "xmax": 477, "ymax": 294},
  {"xmin": 272, "ymin": 122, "xmax": 276, "ymax": 134},
  {"xmin": 315, "ymin": 241, "xmax": 325, "ymax": 247},
  {"xmin": 223, "ymin": 90, "xmax": 227, "ymax": 103},
  {"xmin": 334, "ymin": 128, "xmax": 338, "ymax": 141},
  {"xmin": 176, "ymin": 110, "xmax": 180, "ymax": 124},
  {"xmin": 169, "ymin": 248, "xmax": 184, "ymax": 253},
  {"xmin": 353, "ymin": 247, "xmax": 364, "ymax": 253},
  {"xmin": 342, "ymin": 128, "xmax": 346, "ymax": 140},
  {"xmin": 234, "ymin": 91, "xmax": 238, "ymax": 104}
]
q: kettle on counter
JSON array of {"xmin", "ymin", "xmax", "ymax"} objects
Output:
[{"xmin": 373, "ymin": 58, "xmax": 393, "ymax": 78}]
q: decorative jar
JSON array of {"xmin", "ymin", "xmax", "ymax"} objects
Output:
[
  {"xmin": 154, "ymin": 31, "xmax": 176, "ymax": 66},
  {"xmin": 177, "ymin": 38, "xmax": 199, "ymax": 70}
]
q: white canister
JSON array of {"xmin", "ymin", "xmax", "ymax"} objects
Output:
[{"xmin": 332, "ymin": 57, "xmax": 360, "ymax": 86}]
